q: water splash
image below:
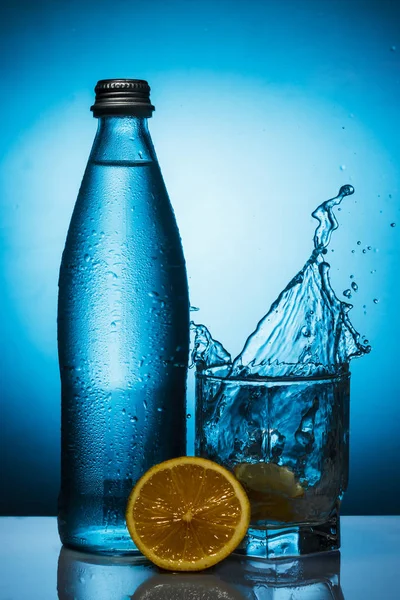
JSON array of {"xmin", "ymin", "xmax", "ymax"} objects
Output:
[
  {"xmin": 192, "ymin": 185, "xmax": 370, "ymax": 378},
  {"xmin": 190, "ymin": 323, "xmax": 231, "ymax": 369}
]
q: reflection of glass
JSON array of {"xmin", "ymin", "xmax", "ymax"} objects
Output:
[
  {"xmin": 57, "ymin": 547, "xmax": 153, "ymax": 600},
  {"xmin": 214, "ymin": 550, "xmax": 345, "ymax": 599},
  {"xmin": 196, "ymin": 369, "xmax": 349, "ymax": 557},
  {"xmin": 57, "ymin": 546, "xmax": 344, "ymax": 600}
]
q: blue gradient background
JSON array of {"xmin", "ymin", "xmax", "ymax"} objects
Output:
[{"xmin": 0, "ymin": 0, "xmax": 399, "ymax": 515}]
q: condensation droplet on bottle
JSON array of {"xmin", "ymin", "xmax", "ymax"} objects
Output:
[
  {"xmin": 148, "ymin": 291, "xmax": 159, "ymax": 298},
  {"xmin": 351, "ymin": 282, "xmax": 358, "ymax": 292},
  {"xmin": 131, "ymin": 416, "xmax": 138, "ymax": 423},
  {"xmin": 343, "ymin": 289, "xmax": 352, "ymax": 298},
  {"xmin": 390, "ymin": 45, "xmax": 396, "ymax": 51},
  {"xmin": 84, "ymin": 254, "xmax": 90, "ymax": 262},
  {"xmin": 301, "ymin": 326, "xmax": 311, "ymax": 337}
]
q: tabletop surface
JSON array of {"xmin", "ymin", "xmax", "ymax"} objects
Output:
[{"xmin": 0, "ymin": 517, "xmax": 399, "ymax": 600}]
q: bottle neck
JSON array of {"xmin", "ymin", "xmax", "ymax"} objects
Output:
[{"xmin": 90, "ymin": 116, "xmax": 156, "ymax": 164}]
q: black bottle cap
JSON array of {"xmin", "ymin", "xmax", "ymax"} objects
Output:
[{"xmin": 90, "ymin": 79, "xmax": 155, "ymax": 117}]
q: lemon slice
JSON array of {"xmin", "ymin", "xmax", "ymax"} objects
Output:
[
  {"xmin": 234, "ymin": 462, "xmax": 304, "ymax": 523},
  {"xmin": 126, "ymin": 457, "xmax": 251, "ymax": 571},
  {"xmin": 234, "ymin": 462, "xmax": 304, "ymax": 498}
]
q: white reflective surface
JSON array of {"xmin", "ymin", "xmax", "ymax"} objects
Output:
[{"xmin": 0, "ymin": 517, "xmax": 399, "ymax": 599}]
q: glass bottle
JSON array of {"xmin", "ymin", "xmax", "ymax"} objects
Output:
[{"xmin": 57, "ymin": 79, "xmax": 189, "ymax": 553}]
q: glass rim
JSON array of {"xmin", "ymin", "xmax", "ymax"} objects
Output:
[{"xmin": 195, "ymin": 366, "xmax": 350, "ymax": 384}]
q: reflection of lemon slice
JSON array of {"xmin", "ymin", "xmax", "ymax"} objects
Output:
[
  {"xmin": 133, "ymin": 574, "xmax": 246, "ymax": 600},
  {"xmin": 234, "ymin": 463, "xmax": 304, "ymax": 498},
  {"xmin": 126, "ymin": 457, "xmax": 251, "ymax": 571}
]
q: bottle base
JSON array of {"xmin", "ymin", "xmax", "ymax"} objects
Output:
[
  {"xmin": 60, "ymin": 526, "xmax": 141, "ymax": 556},
  {"xmin": 235, "ymin": 514, "xmax": 340, "ymax": 559}
]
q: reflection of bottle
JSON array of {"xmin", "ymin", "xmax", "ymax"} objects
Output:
[
  {"xmin": 57, "ymin": 547, "xmax": 153, "ymax": 600},
  {"xmin": 214, "ymin": 551, "xmax": 345, "ymax": 599},
  {"xmin": 57, "ymin": 79, "xmax": 189, "ymax": 553}
]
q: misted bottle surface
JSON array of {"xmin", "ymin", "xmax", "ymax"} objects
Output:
[{"xmin": 57, "ymin": 80, "xmax": 189, "ymax": 553}]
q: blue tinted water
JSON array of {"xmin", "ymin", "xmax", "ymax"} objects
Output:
[
  {"xmin": 193, "ymin": 186, "xmax": 368, "ymax": 529},
  {"xmin": 58, "ymin": 118, "xmax": 189, "ymax": 553},
  {"xmin": 193, "ymin": 185, "xmax": 370, "ymax": 377}
]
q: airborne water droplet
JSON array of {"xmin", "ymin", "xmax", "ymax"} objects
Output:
[
  {"xmin": 190, "ymin": 306, "xmax": 200, "ymax": 312},
  {"xmin": 351, "ymin": 282, "xmax": 358, "ymax": 292},
  {"xmin": 391, "ymin": 222, "xmax": 396, "ymax": 227},
  {"xmin": 186, "ymin": 413, "xmax": 192, "ymax": 419},
  {"xmin": 357, "ymin": 241, "xmax": 361, "ymax": 246},
  {"xmin": 373, "ymin": 298, "xmax": 379, "ymax": 304},
  {"xmin": 343, "ymin": 289, "xmax": 352, "ymax": 298}
]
